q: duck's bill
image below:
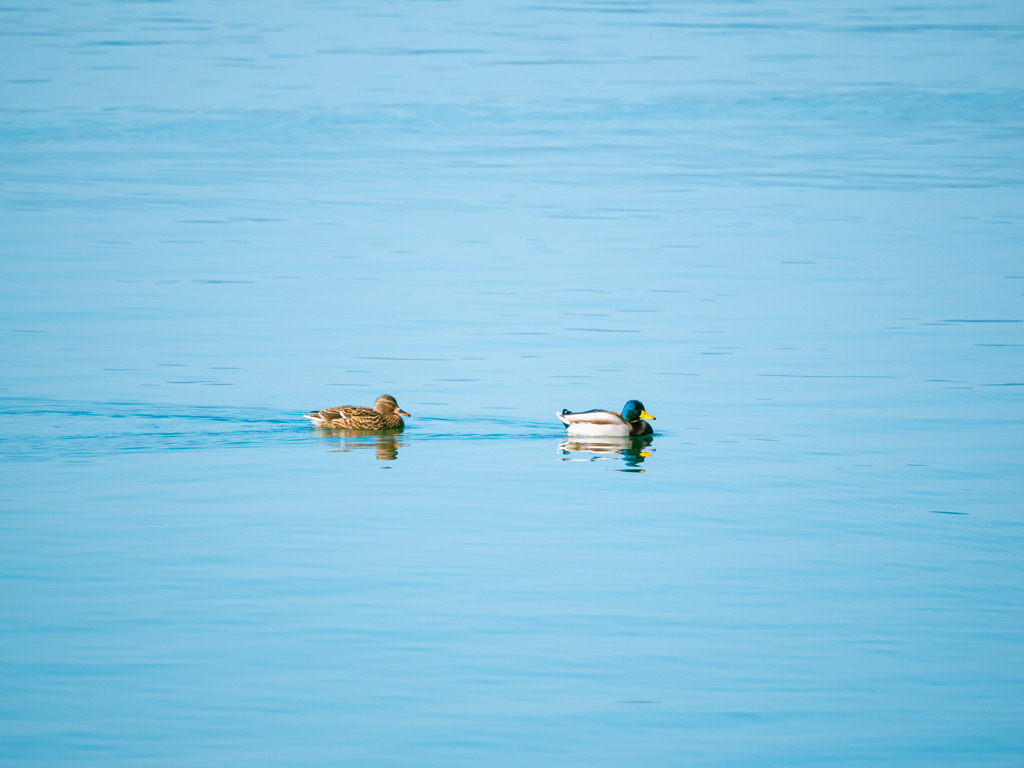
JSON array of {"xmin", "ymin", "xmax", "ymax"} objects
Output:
[
  {"xmin": 640, "ymin": 410, "xmax": 656, "ymax": 420},
  {"xmin": 397, "ymin": 409, "xmax": 411, "ymax": 417}
]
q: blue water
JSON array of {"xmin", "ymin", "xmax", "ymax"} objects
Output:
[{"xmin": 2, "ymin": 2, "xmax": 1023, "ymax": 765}]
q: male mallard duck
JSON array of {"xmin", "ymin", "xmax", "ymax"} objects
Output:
[
  {"xmin": 556, "ymin": 399, "xmax": 655, "ymax": 437},
  {"xmin": 303, "ymin": 394, "xmax": 409, "ymax": 431}
]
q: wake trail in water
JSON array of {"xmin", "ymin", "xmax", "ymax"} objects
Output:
[{"xmin": 0, "ymin": 397, "xmax": 563, "ymax": 460}]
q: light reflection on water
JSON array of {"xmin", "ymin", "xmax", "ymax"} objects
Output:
[
  {"xmin": 327, "ymin": 432, "xmax": 406, "ymax": 462},
  {"xmin": 1, "ymin": 0, "xmax": 1023, "ymax": 766},
  {"xmin": 317, "ymin": 427, "xmax": 660, "ymax": 469},
  {"xmin": 558, "ymin": 435, "xmax": 656, "ymax": 471}
]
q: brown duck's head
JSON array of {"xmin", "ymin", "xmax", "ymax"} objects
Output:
[{"xmin": 374, "ymin": 394, "xmax": 410, "ymax": 417}]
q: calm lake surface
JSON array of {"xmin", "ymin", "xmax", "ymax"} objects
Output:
[{"xmin": 1, "ymin": 1, "xmax": 1022, "ymax": 765}]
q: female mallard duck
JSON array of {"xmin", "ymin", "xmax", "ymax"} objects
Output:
[
  {"xmin": 304, "ymin": 394, "xmax": 409, "ymax": 431},
  {"xmin": 556, "ymin": 399, "xmax": 655, "ymax": 437}
]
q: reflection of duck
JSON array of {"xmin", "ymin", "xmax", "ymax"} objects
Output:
[
  {"xmin": 556, "ymin": 399, "xmax": 655, "ymax": 436},
  {"xmin": 304, "ymin": 394, "xmax": 409, "ymax": 430},
  {"xmin": 558, "ymin": 435, "xmax": 655, "ymax": 468},
  {"xmin": 333, "ymin": 432, "xmax": 404, "ymax": 461}
]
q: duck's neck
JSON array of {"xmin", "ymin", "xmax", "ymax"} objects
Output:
[{"xmin": 629, "ymin": 420, "xmax": 652, "ymax": 436}]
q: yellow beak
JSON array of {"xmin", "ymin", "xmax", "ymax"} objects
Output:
[{"xmin": 639, "ymin": 409, "xmax": 655, "ymax": 421}]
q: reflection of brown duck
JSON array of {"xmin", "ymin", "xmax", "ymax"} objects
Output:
[
  {"xmin": 558, "ymin": 434, "xmax": 654, "ymax": 468},
  {"xmin": 303, "ymin": 394, "xmax": 409, "ymax": 430},
  {"xmin": 333, "ymin": 433, "xmax": 404, "ymax": 461}
]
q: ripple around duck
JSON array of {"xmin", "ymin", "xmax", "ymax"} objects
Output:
[
  {"xmin": 403, "ymin": 415, "xmax": 561, "ymax": 441},
  {"xmin": 0, "ymin": 398, "xmax": 569, "ymax": 460},
  {"xmin": 0, "ymin": 397, "xmax": 300, "ymax": 460}
]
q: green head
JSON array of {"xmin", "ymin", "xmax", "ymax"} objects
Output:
[{"xmin": 622, "ymin": 400, "xmax": 655, "ymax": 422}]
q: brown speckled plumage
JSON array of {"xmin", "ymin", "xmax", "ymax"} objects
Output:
[{"xmin": 304, "ymin": 394, "xmax": 409, "ymax": 431}]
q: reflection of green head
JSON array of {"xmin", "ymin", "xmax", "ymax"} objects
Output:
[{"xmin": 621, "ymin": 400, "xmax": 655, "ymax": 422}]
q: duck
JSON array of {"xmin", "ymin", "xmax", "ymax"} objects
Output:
[
  {"xmin": 303, "ymin": 394, "xmax": 409, "ymax": 431},
  {"xmin": 556, "ymin": 399, "xmax": 656, "ymax": 437}
]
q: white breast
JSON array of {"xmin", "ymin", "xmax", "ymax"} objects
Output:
[{"xmin": 562, "ymin": 419, "xmax": 632, "ymax": 437}]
